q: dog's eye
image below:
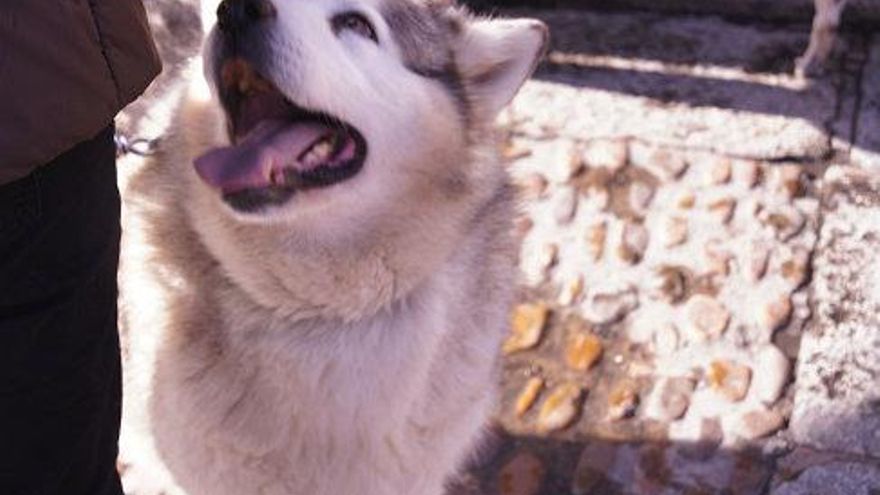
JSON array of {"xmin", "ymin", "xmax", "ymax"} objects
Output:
[{"xmin": 331, "ymin": 12, "xmax": 378, "ymax": 43}]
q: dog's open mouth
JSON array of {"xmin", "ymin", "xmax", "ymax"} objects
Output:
[{"xmin": 194, "ymin": 58, "xmax": 367, "ymax": 212}]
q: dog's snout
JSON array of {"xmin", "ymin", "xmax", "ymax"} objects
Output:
[{"xmin": 217, "ymin": 0, "xmax": 277, "ymax": 34}]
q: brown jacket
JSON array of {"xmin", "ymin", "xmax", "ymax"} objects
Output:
[{"xmin": 0, "ymin": 0, "xmax": 161, "ymax": 184}]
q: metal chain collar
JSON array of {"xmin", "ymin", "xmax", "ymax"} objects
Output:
[{"xmin": 114, "ymin": 133, "xmax": 160, "ymax": 157}]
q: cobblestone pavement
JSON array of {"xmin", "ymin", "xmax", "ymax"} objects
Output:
[
  {"xmin": 449, "ymin": 9, "xmax": 880, "ymax": 495},
  {"xmin": 119, "ymin": 4, "xmax": 880, "ymax": 495}
]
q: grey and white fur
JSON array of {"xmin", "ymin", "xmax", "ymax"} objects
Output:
[{"xmin": 118, "ymin": 1, "xmax": 547, "ymax": 494}]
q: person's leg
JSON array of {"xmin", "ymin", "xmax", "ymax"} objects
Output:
[{"xmin": 0, "ymin": 125, "xmax": 124, "ymax": 495}]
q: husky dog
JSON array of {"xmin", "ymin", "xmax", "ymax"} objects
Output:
[
  {"xmin": 797, "ymin": 0, "xmax": 848, "ymax": 76},
  {"xmin": 119, "ymin": 0, "xmax": 547, "ymax": 494}
]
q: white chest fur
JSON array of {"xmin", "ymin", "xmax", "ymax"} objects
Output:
[{"xmin": 122, "ymin": 254, "xmax": 504, "ymax": 495}]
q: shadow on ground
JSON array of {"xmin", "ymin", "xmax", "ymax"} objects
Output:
[
  {"xmin": 505, "ymin": 8, "xmax": 875, "ymax": 160},
  {"xmin": 452, "ymin": 401, "xmax": 880, "ymax": 495},
  {"xmin": 453, "ymin": 429, "xmax": 774, "ymax": 495}
]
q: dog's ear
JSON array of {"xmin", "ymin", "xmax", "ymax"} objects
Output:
[{"xmin": 456, "ymin": 18, "xmax": 548, "ymax": 120}]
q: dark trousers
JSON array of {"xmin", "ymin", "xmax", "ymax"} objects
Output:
[{"xmin": 0, "ymin": 126, "xmax": 124, "ymax": 495}]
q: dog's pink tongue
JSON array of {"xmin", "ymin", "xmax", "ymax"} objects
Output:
[{"xmin": 194, "ymin": 120, "xmax": 329, "ymax": 193}]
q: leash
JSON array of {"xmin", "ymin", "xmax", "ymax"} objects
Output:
[{"xmin": 114, "ymin": 132, "xmax": 160, "ymax": 157}]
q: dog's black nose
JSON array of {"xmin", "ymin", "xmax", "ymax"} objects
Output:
[{"xmin": 217, "ymin": 0, "xmax": 277, "ymax": 33}]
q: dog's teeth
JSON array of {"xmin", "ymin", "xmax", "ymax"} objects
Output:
[
  {"xmin": 315, "ymin": 140, "xmax": 333, "ymax": 158},
  {"xmin": 302, "ymin": 151, "xmax": 318, "ymax": 166},
  {"xmin": 302, "ymin": 138, "xmax": 334, "ymax": 166}
]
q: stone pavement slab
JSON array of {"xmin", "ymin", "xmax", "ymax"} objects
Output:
[
  {"xmin": 790, "ymin": 167, "xmax": 880, "ymax": 459},
  {"xmin": 494, "ymin": 126, "xmax": 818, "ymax": 493},
  {"xmin": 505, "ymin": 9, "xmax": 851, "ymax": 161},
  {"xmin": 772, "ymin": 460, "xmax": 880, "ymax": 495}
]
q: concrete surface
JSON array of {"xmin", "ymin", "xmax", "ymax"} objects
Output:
[
  {"xmin": 790, "ymin": 167, "xmax": 880, "ymax": 459},
  {"xmin": 467, "ymin": 0, "xmax": 880, "ymax": 25},
  {"xmin": 773, "ymin": 461, "xmax": 880, "ymax": 495},
  {"xmin": 506, "ymin": 9, "xmax": 856, "ymax": 161}
]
